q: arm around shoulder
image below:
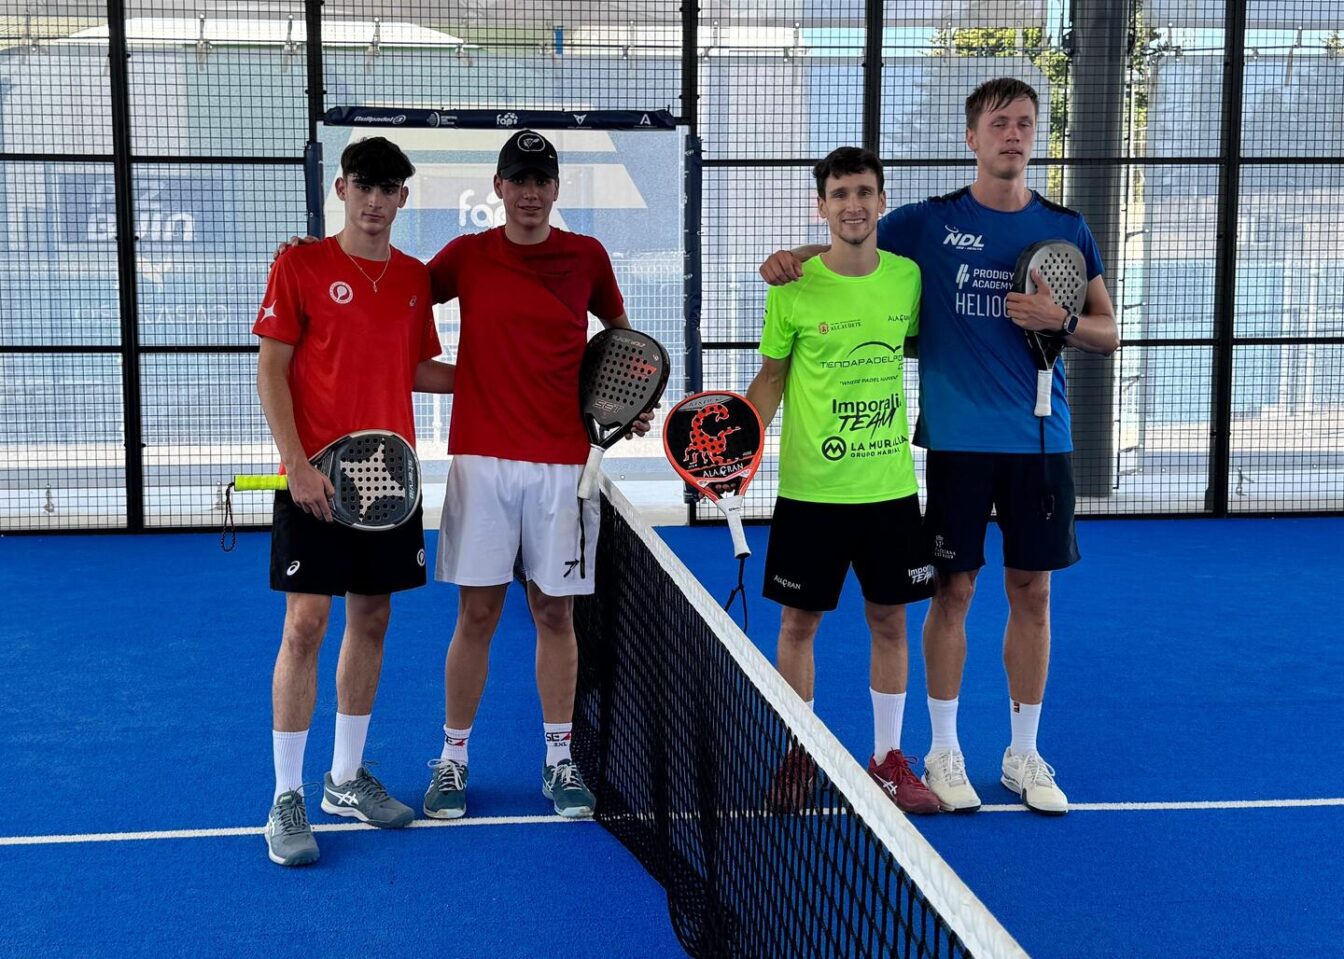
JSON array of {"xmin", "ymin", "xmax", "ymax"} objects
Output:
[{"xmin": 414, "ymin": 359, "xmax": 456, "ymax": 394}]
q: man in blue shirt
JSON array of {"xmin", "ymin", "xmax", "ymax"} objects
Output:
[{"xmin": 759, "ymin": 78, "xmax": 1119, "ymax": 815}]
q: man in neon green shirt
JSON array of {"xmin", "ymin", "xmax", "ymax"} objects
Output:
[{"xmin": 747, "ymin": 146, "xmax": 940, "ymax": 815}]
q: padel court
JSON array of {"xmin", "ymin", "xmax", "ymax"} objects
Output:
[
  {"xmin": 3, "ymin": 505, "xmax": 1340, "ymax": 958},
  {"xmin": 4, "ymin": 2, "xmax": 1341, "ymax": 957}
]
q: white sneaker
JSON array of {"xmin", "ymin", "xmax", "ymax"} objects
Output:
[
  {"xmin": 1000, "ymin": 748, "xmax": 1069, "ymax": 815},
  {"xmin": 921, "ymin": 749, "xmax": 982, "ymax": 813}
]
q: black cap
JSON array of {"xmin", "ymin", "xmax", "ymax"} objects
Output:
[{"xmin": 497, "ymin": 130, "xmax": 559, "ymax": 180}]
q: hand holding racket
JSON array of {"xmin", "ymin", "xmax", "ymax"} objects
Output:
[
  {"xmin": 222, "ymin": 429, "xmax": 421, "ymax": 550},
  {"xmin": 663, "ymin": 392, "xmax": 764, "ymax": 624},
  {"xmin": 576, "ymin": 328, "xmax": 670, "ymax": 500},
  {"xmin": 1007, "ymin": 240, "xmax": 1088, "ymax": 417}
]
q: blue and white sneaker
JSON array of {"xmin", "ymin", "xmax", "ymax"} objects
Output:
[{"xmin": 542, "ymin": 759, "xmax": 596, "ymax": 818}]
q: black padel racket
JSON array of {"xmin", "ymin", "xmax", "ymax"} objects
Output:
[
  {"xmin": 576, "ymin": 328, "xmax": 670, "ymax": 499},
  {"xmin": 223, "ymin": 430, "xmax": 420, "ymax": 548},
  {"xmin": 1013, "ymin": 239, "xmax": 1088, "ymax": 417},
  {"xmin": 664, "ymin": 392, "xmax": 764, "ymax": 626}
]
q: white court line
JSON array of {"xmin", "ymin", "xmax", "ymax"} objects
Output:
[
  {"xmin": 2, "ymin": 798, "xmax": 1341, "ymax": 848},
  {"xmin": 0, "ymin": 814, "xmax": 590, "ymax": 847},
  {"xmin": 980, "ymin": 798, "xmax": 1344, "ymax": 813}
]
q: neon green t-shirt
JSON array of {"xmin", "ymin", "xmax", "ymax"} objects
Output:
[{"xmin": 759, "ymin": 251, "xmax": 921, "ymax": 504}]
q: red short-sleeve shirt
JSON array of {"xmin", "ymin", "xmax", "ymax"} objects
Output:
[
  {"xmin": 427, "ymin": 227, "xmax": 625, "ymax": 465},
  {"xmin": 253, "ymin": 237, "xmax": 442, "ymax": 458}
]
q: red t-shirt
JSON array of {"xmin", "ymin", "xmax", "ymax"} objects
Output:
[
  {"xmin": 252, "ymin": 237, "xmax": 442, "ymax": 458},
  {"xmin": 427, "ymin": 227, "xmax": 625, "ymax": 465}
]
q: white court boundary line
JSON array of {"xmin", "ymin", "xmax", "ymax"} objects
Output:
[
  {"xmin": 0, "ymin": 814, "xmax": 588, "ymax": 847},
  {"xmin": 3, "ymin": 797, "xmax": 1341, "ymax": 848},
  {"xmin": 981, "ymin": 797, "xmax": 1344, "ymax": 813}
]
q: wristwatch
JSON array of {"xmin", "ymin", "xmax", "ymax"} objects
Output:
[{"xmin": 1060, "ymin": 311, "xmax": 1080, "ymax": 336}]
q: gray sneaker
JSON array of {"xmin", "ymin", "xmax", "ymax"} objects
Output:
[
  {"xmin": 320, "ymin": 767, "xmax": 414, "ymax": 828},
  {"xmin": 542, "ymin": 759, "xmax": 596, "ymax": 818},
  {"xmin": 265, "ymin": 790, "xmax": 319, "ymax": 866},
  {"xmin": 424, "ymin": 759, "xmax": 468, "ymax": 819}
]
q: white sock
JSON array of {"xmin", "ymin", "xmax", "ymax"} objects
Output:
[
  {"xmin": 804, "ymin": 699, "xmax": 815, "ymax": 712},
  {"xmin": 544, "ymin": 722, "xmax": 573, "ymax": 766},
  {"xmin": 272, "ymin": 729, "xmax": 308, "ymax": 803},
  {"xmin": 870, "ymin": 689, "xmax": 906, "ymax": 760},
  {"xmin": 1009, "ymin": 700, "xmax": 1042, "ymax": 757},
  {"xmin": 441, "ymin": 725, "xmax": 471, "ymax": 765},
  {"xmin": 927, "ymin": 696, "xmax": 961, "ymax": 754},
  {"xmin": 330, "ymin": 712, "xmax": 371, "ymax": 785}
]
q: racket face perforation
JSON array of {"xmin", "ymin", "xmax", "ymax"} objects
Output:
[
  {"xmin": 318, "ymin": 430, "xmax": 421, "ymax": 530},
  {"xmin": 662, "ymin": 392, "xmax": 764, "ymax": 502},
  {"xmin": 1017, "ymin": 240, "xmax": 1087, "ymax": 313},
  {"xmin": 579, "ymin": 329, "xmax": 670, "ymax": 441}
]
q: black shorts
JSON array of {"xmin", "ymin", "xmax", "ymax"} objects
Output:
[
  {"xmin": 269, "ymin": 490, "xmax": 428, "ymax": 596},
  {"xmin": 763, "ymin": 494, "xmax": 936, "ymax": 612},
  {"xmin": 923, "ymin": 451, "xmax": 1080, "ymax": 573}
]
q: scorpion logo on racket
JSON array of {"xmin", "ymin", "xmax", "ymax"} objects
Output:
[{"xmin": 683, "ymin": 403, "xmax": 742, "ymax": 468}]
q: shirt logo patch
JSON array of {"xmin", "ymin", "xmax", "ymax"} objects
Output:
[
  {"xmin": 409, "ymin": 295, "xmax": 418, "ymax": 308},
  {"xmin": 943, "ymin": 226, "xmax": 985, "ymax": 251},
  {"xmin": 329, "ymin": 281, "xmax": 354, "ymax": 305}
]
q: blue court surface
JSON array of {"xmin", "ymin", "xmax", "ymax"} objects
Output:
[
  {"xmin": 2, "ymin": 515, "xmax": 1341, "ymax": 957},
  {"xmin": 659, "ymin": 516, "xmax": 1344, "ymax": 958}
]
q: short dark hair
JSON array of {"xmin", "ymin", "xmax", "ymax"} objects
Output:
[
  {"xmin": 965, "ymin": 78, "xmax": 1039, "ymax": 130},
  {"xmin": 812, "ymin": 146, "xmax": 884, "ymax": 198},
  {"xmin": 339, "ymin": 137, "xmax": 415, "ymax": 188}
]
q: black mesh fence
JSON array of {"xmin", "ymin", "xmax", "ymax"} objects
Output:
[{"xmin": 2, "ymin": 0, "xmax": 1341, "ymax": 531}]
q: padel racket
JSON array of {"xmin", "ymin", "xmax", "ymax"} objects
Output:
[
  {"xmin": 223, "ymin": 430, "xmax": 420, "ymax": 548},
  {"xmin": 576, "ymin": 328, "xmax": 670, "ymax": 499},
  {"xmin": 664, "ymin": 392, "xmax": 764, "ymax": 626},
  {"xmin": 1013, "ymin": 240, "xmax": 1088, "ymax": 417},
  {"xmin": 663, "ymin": 392, "xmax": 764, "ymax": 560}
]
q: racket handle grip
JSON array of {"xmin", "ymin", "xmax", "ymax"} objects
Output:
[
  {"xmin": 719, "ymin": 494, "xmax": 751, "ymax": 559},
  {"xmin": 1034, "ymin": 370, "xmax": 1053, "ymax": 417},
  {"xmin": 576, "ymin": 445, "xmax": 605, "ymax": 500},
  {"xmin": 233, "ymin": 475, "xmax": 289, "ymax": 491}
]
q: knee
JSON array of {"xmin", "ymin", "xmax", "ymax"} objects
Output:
[
  {"xmin": 530, "ymin": 595, "xmax": 573, "ymax": 636},
  {"xmin": 281, "ymin": 611, "xmax": 328, "ymax": 657},
  {"xmin": 456, "ymin": 599, "xmax": 503, "ymax": 637},
  {"xmin": 1006, "ymin": 575, "xmax": 1051, "ymax": 620},
  {"xmin": 347, "ymin": 602, "xmax": 391, "ymax": 643},
  {"xmin": 778, "ymin": 609, "xmax": 822, "ymax": 647},
  {"xmin": 864, "ymin": 603, "xmax": 905, "ymax": 633},
  {"xmin": 933, "ymin": 575, "xmax": 976, "ymax": 617}
]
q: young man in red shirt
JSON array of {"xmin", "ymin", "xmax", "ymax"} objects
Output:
[
  {"xmin": 421, "ymin": 130, "xmax": 650, "ymax": 820},
  {"xmin": 254, "ymin": 137, "xmax": 455, "ymax": 866}
]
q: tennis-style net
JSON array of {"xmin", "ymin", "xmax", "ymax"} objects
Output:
[{"xmin": 572, "ymin": 478, "xmax": 1027, "ymax": 959}]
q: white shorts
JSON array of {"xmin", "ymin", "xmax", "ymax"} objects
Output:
[{"xmin": 436, "ymin": 455, "xmax": 600, "ymax": 597}]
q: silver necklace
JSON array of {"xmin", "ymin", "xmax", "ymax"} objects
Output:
[{"xmin": 340, "ymin": 243, "xmax": 392, "ymax": 292}]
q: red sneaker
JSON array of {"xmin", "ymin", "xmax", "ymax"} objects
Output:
[
  {"xmin": 868, "ymin": 749, "xmax": 941, "ymax": 815},
  {"xmin": 768, "ymin": 746, "xmax": 817, "ymax": 813}
]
